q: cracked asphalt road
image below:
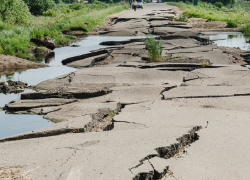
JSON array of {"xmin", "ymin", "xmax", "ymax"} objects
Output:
[{"xmin": 1, "ymin": 2, "xmax": 250, "ymax": 180}]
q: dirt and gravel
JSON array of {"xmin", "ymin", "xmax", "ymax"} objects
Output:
[{"xmin": 1, "ymin": 3, "xmax": 250, "ymax": 180}]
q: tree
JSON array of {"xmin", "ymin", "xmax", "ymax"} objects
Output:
[
  {"xmin": 0, "ymin": 0, "xmax": 31, "ymax": 24},
  {"xmin": 23, "ymin": 0, "xmax": 56, "ymax": 15},
  {"xmin": 53, "ymin": 0, "xmax": 62, "ymax": 3}
]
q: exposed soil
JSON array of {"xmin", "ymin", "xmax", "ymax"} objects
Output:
[
  {"xmin": 189, "ymin": 18, "xmax": 240, "ymax": 32},
  {"xmin": 0, "ymin": 165, "xmax": 34, "ymax": 180},
  {"xmin": 0, "ymin": 54, "xmax": 47, "ymax": 76}
]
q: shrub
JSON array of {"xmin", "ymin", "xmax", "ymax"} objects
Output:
[
  {"xmin": 43, "ymin": 9, "xmax": 57, "ymax": 16},
  {"xmin": 69, "ymin": 3, "xmax": 87, "ymax": 10},
  {"xmin": 0, "ymin": 46, "xmax": 3, "ymax": 54},
  {"xmin": 174, "ymin": 14, "xmax": 188, "ymax": 22},
  {"xmin": 23, "ymin": 0, "xmax": 56, "ymax": 15},
  {"xmin": 241, "ymin": 24, "xmax": 250, "ymax": 36},
  {"xmin": 144, "ymin": 36, "xmax": 163, "ymax": 62},
  {"xmin": 0, "ymin": 0, "xmax": 31, "ymax": 24},
  {"xmin": 214, "ymin": 2, "xmax": 223, "ymax": 8},
  {"xmin": 226, "ymin": 19, "xmax": 237, "ymax": 27},
  {"xmin": 53, "ymin": 0, "xmax": 62, "ymax": 3}
]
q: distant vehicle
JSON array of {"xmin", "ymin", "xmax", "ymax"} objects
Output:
[{"xmin": 137, "ymin": 0, "xmax": 143, "ymax": 8}]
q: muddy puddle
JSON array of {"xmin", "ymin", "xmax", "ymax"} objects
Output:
[
  {"xmin": 200, "ymin": 32, "xmax": 250, "ymax": 50},
  {"xmin": 0, "ymin": 35, "xmax": 144, "ymax": 139}
]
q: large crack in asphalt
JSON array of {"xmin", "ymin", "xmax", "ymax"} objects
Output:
[
  {"xmin": 164, "ymin": 93, "xmax": 250, "ymax": 100},
  {"xmin": 131, "ymin": 126, "xmax": 202, "ymax": 180},
  {"xmin": 160, "ymin": 85, "xmax": 177, "ymax": 100},
  {"xmin": 0, "ymin": 104, "xmax": 121, "ymax": 143}
]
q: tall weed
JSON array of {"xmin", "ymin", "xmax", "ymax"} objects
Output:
[
  {"xmin": 242, "ymin": 24, "xmax": 250, "ymax": 36},
  {"xmin": 144, "ymin": 36, "xmax": 163, "ymax": 62}
]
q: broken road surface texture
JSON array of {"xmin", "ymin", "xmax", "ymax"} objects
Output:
[{"xmin": 1, "ymin": 3, "xmax": 250, "ymax": 180}]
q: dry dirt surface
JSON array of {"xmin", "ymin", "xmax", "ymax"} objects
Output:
[
  {"xmin": 189, "ymin": 18, "xmax": 240, "ymax": 32},
  {"xmin": 0, "ymin": 54, "xmax": 47, "ymax": 75},
  {"xmin": 0, "ymin": 165, "xmax": 34, "ymax": 180}
]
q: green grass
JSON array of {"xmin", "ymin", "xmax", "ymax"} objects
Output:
[
  {"xmin": 0, "ymin": 2, "xmax": 129, "ymax": 60},
  {"xmin": 230, "ymin": 1, "xmax": 250, "ymax": 12},
  {"xmin": 242, "ymin": 24, "xmax": 250, "ymax": 35},
  {"xmin": 167, "ymin": 1, "xmax": 250, "ymax": 35},
  {"xmin": 144, "ymin": 35, "xmax": 163, "ymax": 62},
  {"xmin": 174, "ymin": 14, "xmax": 188, "ymax": 22}
]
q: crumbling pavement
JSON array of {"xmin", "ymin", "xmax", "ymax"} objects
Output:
[{"xmin": 1, "ymin": 3, "xmax": 250, "ymax": 180}]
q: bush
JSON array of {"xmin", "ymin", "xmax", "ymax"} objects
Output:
[
  {"xmin": 174, "ymin": 14, "xmax": 188, "ymax": 22},
  {"xmin": 226, "ymin": 19, "xmax": 237, "ymax": 27},
  {"xmin": 144, "ymin": 36, "xmax": 163, "ymax": 62},
  {"xmin": 23, "ymin": 0, "xmax": 56, "ymax": 15},
  {"xmin": 214, "ymin": 2, "xmax": 223, "ymax": 8},
  {"xmin": 241, "ymin": 24, "xmax": 250, "ymax": 36},
  {"xmin": 69, "ymin": 3, "xmax": 87, "ymax": 10},
  {"xmin": 43, "ymin": 9, "xmax": 57, "ymax": 16},
  {"xmin": 53, "ymin": 0, "xmax": 62, "ymax": 3},
  {"xmin": 0, "ymin": 0, "xmax": 31, "ymax": 24}
]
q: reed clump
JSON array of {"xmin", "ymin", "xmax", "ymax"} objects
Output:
[{"xmin": 144, "ymin": 36, "xmax": 163, "ymax": 62}]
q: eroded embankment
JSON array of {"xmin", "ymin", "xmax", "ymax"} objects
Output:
[{"xmin": 131, "ymin": 126, "xmax": 202, "ymax": 180}]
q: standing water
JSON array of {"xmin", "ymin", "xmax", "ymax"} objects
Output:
[
  {"xmin": 0, "ymin": 36, "xmax": 142, "ymax": 138},
  {"xmin": 200, "ymin": 32, "xmax": 250, "ymax": 50}
]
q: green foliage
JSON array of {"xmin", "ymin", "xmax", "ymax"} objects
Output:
[
  {"xmin": 61, "ymin": 0, "xmax": 79, "ymax": 3},
  {"xmin": 0, "ymin": 3, "xmax": 128, "ymax": 59},
  {"xmin": 226, "ymin": 19, "xmax": 237, "ymax": 28},
  {"xmin": 241, "ymin": 24, "xmax": 250, "ymax": 36},
  {"xmin": 53, "ymin": 0, "xmax": 62, "ymax": 3},
  {"xmin": 168, "ymin": 1, "xmax": 249, "ymax": 34},
  {"xmin": 144, "ymin": 36, "xmax": 163, "ymax": 62},
  {"xmin": 43, "ymin": 9, "xmax": 57, "ymax": 17},
  {"xmin": 0, "ymin": 0, "xmax": 31, "ymax": 24},
  {"xmin": 174, "ymin": 14, "xmax": 188, "ymax": 22},
  {"xmin": 23, "ymin": 0, "xmax": 56, "ymax": 15},
  {"xmin": 0, "ymin": 46, "xmax": 3, "ymax": 54},
  {"xmin": 0, "ymin": 26, "xmax": 32, "ymax": 58},
  {"xmin": 214, "ymin": 2, "xmax": 223, "ymax": 8},
  {"xmin": 69, "ymin": 3, "xmax": 87, "ymax": 10},
  {"xmin": 202, "ymin": 0, "xmax": 235, "ymax": 6}
]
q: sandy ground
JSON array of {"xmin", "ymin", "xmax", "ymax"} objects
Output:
[{"xmin": 1, "ymin": 3, "xmax": 250, "ymax": 180}]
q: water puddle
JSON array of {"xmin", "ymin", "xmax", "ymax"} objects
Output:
[
  {"xmin": 0, "ymin": 35, "xmax": 143, "ymax": 138},
  {"xmin": 0, "ymin": 90, "xmax": 54, "ymax": 139},
  {"xmin": 200, "ymin": 32, "xmax": 250, "ymax": 50},
  {"xmin": 0, "ymin": 36, "xmax": 142, "ymax": 85}
]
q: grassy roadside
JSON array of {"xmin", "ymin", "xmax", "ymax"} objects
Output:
[
  {"xmin": 167, "ymin": 1, "xmax": 250, "ymax": 35},
  {"xmin": 0, "ymin": 3, "xmax": 128, "ymax": 60}
]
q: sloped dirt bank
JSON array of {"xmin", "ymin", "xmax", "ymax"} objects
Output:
[{"xmin": 0, "ymin": 54, "xmax": 47, "ymax": 76}]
